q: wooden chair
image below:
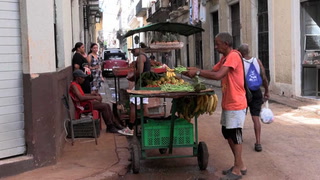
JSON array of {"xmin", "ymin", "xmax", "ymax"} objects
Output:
[{"xmin": 61, "ymin": 94, "xmax": 98, "ymax": 145}]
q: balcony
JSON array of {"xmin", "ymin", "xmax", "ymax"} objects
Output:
[
  {"xmin": 154, "ymin": 0, "xmax": 169, "ymax": 12},
  {"xmin": 171, "ymin": 0, "xmax": 188, "ymax": 10},
  {"xmin": 88, "ymin": 0, "xmax": 100, "ymax": 15},
  {"xmin": 136, "ymin": 0, "xmax": 149, "ymax": 17},
  {"xmin": 146, "ymin": 0, "xmax": 170, "ymax": 23},
  {"xmin": 127, "ymin": 8, "xmax": 136, "ymax": 24},
  {"xmin": 169, "ymin": 0, "xmax": 189, "ymax": 19}
]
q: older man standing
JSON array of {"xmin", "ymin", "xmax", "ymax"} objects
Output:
[{"xmin": 183, "ymin": 32, "xmax": 247, "ymax": 180}]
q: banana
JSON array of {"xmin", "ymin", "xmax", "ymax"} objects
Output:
[
  {"xmin": 211, "ymin": 94, "xmax": 218, "ymax": 112},
  {"xmin": 203, "ymin": 95, "xmax": 208, "ymax": 105},
  {"xmin": 209, "ymin": 94, "xmax": 216, "ymax": 114},
  {"xmin": 193, "ymin": 96, "xmax": 202, "ymax": 114},
  {"xmin": 200, "ymin": 95, "xmax": 207, "ymax": 115},
  {"xmin": 166, "ymin": 68, "xmax": 175, "ymax": 72},
  {"xmin": 206, "ymin": 95, "xmax": 213, "ymax": 113}
]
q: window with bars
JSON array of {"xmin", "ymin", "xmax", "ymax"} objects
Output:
[
  {"xmin": 212, "ymin": 11, "xmax": 219, "ymax": 64},
  {"xmin": 258, "ymin": 0, "xmax": 270, "ymax": 81},
  {"xmin": 231, "ymin": 3, "xmax": 240, "ymax": 49},
  {"xmin": 195, "ymin": 22, "xmax": 203, "ymax": 68}
]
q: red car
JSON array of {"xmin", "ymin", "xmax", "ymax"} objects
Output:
[{"xmin": 102, "ymin": 49, "xmax": 129, "ymax": 77}]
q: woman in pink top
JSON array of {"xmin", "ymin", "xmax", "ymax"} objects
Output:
[{"xmin": 183, "ymin": 32, "xmax": 247, "ymax": 180}]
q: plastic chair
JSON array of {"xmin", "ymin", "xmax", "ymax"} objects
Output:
[
  {"xmin": 61, "ymin": 94, "xmax": 98, "ymax": 145},
  {"xmin": 68, "ymin": 93, "xmax": 100, "ymax": 120}
]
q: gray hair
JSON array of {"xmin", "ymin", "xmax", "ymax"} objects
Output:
[
  {"xmin": 238, "ymin": 43, "xmax": 250, "ymax": 56},
  {"xmin": 216, "ymin": 32, "xmax": 233, "ymax": 47}
]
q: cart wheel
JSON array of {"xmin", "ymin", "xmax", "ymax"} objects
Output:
[
  {"xmin": 159, "ymin": 148, "xmax": 167, "ymax": 154},
  {"xmin": 197, "ymin": 141, "xmax": 209, "ymax": 170},
  {"xmin": 132, "ymin": 144, "xmax": 140, "ymax": 174}
]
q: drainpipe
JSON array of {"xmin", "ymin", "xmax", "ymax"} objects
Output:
[{"xmin": 83, "ymin": 5, "xmax": 88, "ymax": 47}]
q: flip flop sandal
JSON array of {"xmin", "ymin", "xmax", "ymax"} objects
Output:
[
  {"xmin": 222, "ymin": 166, "xmax": 247, "ymax": 175},
  {"xmin": 255, "ymin": 143, "xmax": 262, "ymax": 152},
  {"xmin": 220, "ymin": 172, "xmax": 242, "ymax": 180}
]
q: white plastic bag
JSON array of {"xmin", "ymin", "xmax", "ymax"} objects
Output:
[{"xmin": 260, "ymin": 101, "xmax": 274, "ymax": 124}]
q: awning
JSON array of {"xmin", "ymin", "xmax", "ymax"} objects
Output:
[{"xmin": 123, "ymin": 22, "xmax": 204, "ymax": 38}]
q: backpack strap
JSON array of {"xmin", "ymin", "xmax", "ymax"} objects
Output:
[{"xmin": 235, "ymin": 51, "xmax": 251, "ymax": 114}]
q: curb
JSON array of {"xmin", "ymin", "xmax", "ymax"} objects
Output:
[{"xmin": 80, "ymin": 135, "xmax": 131, "ymax": 180}]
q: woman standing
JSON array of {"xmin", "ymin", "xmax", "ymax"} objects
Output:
[
  {"xmin": 72, "ymin": 42, "xmax": 91, "ymax": 94},
  {"xmin": 87, "ymin": 43, "xmax": 104, "ymax": 92}
]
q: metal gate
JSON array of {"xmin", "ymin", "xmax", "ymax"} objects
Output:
[{"xmin": 0, "ymin": 0, "xmax": 26, "ymax": 159}]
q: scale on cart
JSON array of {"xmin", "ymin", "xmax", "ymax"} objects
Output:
[{"xmin": 123, "ymin": 22, "xmax": 210, "ymax": 174}]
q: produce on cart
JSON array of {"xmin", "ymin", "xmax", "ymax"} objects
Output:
[{"xmin": 124, "ymin": 22, "xmax": 212, "ymax": 174}]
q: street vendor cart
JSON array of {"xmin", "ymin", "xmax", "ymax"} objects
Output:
[
  {"xmin": 123, "ymin": 22, "xmax": 211, "ymax": 173},
  {"xmin": 128, "ymin": 89, "xmax": 216, "ymax": 173}
]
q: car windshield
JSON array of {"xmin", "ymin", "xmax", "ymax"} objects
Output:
[{"xmin": 104, "ymin": 52, "xmax": 126, "ymax": 60}]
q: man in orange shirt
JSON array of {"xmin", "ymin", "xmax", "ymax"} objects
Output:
[{"xmin": 183, "ymin": 32, "xmax": 247, "ymax": 180}]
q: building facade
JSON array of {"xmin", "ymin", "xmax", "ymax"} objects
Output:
[
  {"xmin": 200, "ymin": 0, "xmax": 320, "ymax": 99},
  {"xmin": 0, "ymin": 0, "xmax": 102, "ymax": 177},
  {"xmin": 132, "ymin": 0, "xmax": 320, "ymax": 99}
]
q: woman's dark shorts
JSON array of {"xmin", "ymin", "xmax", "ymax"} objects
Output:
[
  {"xmin": 221, "ymin": 126, "xmax": 243, "ymax": 144},
  {"xmin": 248, "ymin": 89, "xmax": 264, "ymax": 116}
]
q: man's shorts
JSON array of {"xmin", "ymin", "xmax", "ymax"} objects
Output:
[
  {"xmin": 248, "ymin": 89, "xmax": 264, "ymax": 116},
  {"xmin": 130, "ymin": 97, "xmax": 148, "ymax": 105},
  {"xmin": 221, "ymin": 126, "xmax": 243, "ymax": 144},
  {"xmin": 220, "ymin": 109, "xmax": 246, "ymax": 129}
]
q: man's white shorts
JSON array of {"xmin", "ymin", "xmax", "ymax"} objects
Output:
[{"xmin": 220, "ymin": 109, "xmax": 246, "ymax": 129}]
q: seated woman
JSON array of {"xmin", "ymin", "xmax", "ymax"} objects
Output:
[{"xmin": 69, "ymin": 69, "xmax": 133, "ymax": 136}]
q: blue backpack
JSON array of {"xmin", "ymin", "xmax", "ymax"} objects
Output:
[{"xmin": 245, "ymin": 59, "xmax": 262, "ymax": 91}]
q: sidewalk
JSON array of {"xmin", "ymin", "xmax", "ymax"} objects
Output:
[
  {"xmin": 2, "ymin": 78, "xmax": 320, "ymax": 180},
  {"xmin": 2, "ymin": 130, "xmax": 131, "ymax": 180},
  {"xmin": 1, "ymin": 82, "xmax": 132, "ymax": 180}
]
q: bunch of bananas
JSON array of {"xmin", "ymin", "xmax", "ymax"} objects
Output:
[
  {"xmin": 166, "ymin": 68, "xmax": 176, "ymax": 78},
  {"xmin": 176, "ymin": 94, "xmax": 218, "ymax": 122},
  {"xmin": 193, "ymin": 94, "xmax": 218, "ymax": 116}
]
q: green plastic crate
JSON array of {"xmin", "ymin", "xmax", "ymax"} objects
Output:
[{"xmin": 143, "ymin": 118, "xmax": 194, "ymax": 147}]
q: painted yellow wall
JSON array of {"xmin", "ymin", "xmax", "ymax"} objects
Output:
[
  {"xmin": 240, "ymin": 0, "xmax": 253, "ymax": 48},
  {"xmin": 273, "ymin": 0, "xmax": 292, "ymax": 84}
]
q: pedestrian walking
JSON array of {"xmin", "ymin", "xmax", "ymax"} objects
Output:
[{"xmin": 238, "ymin": 43, "xmax": 270, "ymax": 152}]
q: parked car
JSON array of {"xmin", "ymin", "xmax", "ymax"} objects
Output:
[{"xmin": 102, "ymin": 49, "xmax": 129, "ymax": 77}]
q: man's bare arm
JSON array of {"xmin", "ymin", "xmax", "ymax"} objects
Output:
[
  {"xmin": 257, "ymin": 59, "xmax": 269, "ymax": 100},
  {"xmin": 183, "ymin": 66, "xmax": 230, "ymax": 80},
  {"xmin": 71, "ymin": 85, "xmax": 101, "ymax": 101}
]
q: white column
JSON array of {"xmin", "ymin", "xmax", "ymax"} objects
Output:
[
  {"xmin": 20, "ymin": 0, "xmax": 56, "ymax": 74},
  {"xmin": 55, "ymin": 0, "xmax": 73, "ymax": 68},
  {"xmin": 71, "ymin": 0, "xmax": 81, "ymax": 44}
]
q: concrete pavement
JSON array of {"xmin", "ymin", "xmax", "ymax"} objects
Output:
[
  {"xmin": 1, "ymin": 77, "xmax": 320, "ymax": 180},
  {"xmin": 2, "ymin": 127, "xmax": 131, "ymax": 180}
]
